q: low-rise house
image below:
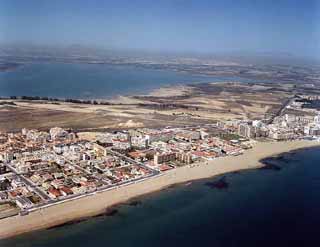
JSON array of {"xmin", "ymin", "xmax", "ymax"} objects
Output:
[
  {"xmin": 48, "ymin": 188, "xmax": 62, "ymax": 199},
  {"xmin": 60, "ymin": 186, "xmax": 73, "ymax": 197},
  {"xmin": 15, "ymin": 196, "xmax": 33, "ymax": 209}
]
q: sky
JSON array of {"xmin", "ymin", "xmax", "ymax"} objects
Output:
[{"xmin": 0, "ymin": 0, "xmax": 319, "ymax": 58}]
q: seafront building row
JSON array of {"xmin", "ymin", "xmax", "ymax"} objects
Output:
[
  {"xmin": 0, "ymin": 125, "xmax": 250, "ymax": 218},
  {"xmin": 223, "ymin": 96, "xmax": 320, "ymax": 141}
]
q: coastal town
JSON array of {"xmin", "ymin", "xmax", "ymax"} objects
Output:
[
  {"xmin": 1, "ymin": 94, "xmax": 320, "ymax": 220},
  {"xmin": 1, "ymin": 0, "xmax": 319, "ymax": 245}
]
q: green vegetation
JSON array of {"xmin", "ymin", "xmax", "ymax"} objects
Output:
[{"xmin": 219, "ymin": 133, "xmax": 242, "ymax": 141}]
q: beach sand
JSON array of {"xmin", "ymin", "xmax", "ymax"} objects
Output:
[{"xmin": 0, "ymin": 140, "xmax": 319, "ymax": 239}]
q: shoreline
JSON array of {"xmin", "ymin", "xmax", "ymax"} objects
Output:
[{"xmin": 0, "ymin": 140, "xmax": 319, "ymax": 240}]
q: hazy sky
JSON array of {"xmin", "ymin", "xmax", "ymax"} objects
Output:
[{"xmin": 0, "ymin": 0, "xmax": 319, "ymax": 58}]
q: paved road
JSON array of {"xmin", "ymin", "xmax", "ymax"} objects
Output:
[
  {"xmin": 5, "ymin": 163, "xmax": 50, "ymax": 200},
  {"xmin": 106, "ymin": 149, "xmax": 160, "ymax": 176},
  {"xmin": 59, "ymin": 154, "xmax": 110, "ymax": 186},
  {"xmin": 267, "ymin": 96, "xmax": 296, "ymax": 124}
]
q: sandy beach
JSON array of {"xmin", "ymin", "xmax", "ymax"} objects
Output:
[{"xmin": 0, "ymin": 140, "xmax": 319, "ymax": 239}]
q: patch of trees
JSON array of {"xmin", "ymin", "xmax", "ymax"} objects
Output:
[
  {"xmin": 0, "ymin": 101, "xmax": 16, "ymax": 106},
  {"xmin": 7, "ymin": 96, "xmax": 112, "ymax": 105},
  {"xmin": 138, "ymin": 103, "xmax": 199, "ymax": 111}
]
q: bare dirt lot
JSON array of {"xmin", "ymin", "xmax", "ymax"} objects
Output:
[{"xmin": 1, "ymin": 81, "xmax": 312, "ymax": 133}]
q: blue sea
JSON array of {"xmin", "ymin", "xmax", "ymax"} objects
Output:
[
  {"xmin": 0, "ymin": 62, "xmax": 259, "ymax": 99},
  {"xmin": 1, "ymin": 147, "xmax": 320, "ymax": 247}
]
